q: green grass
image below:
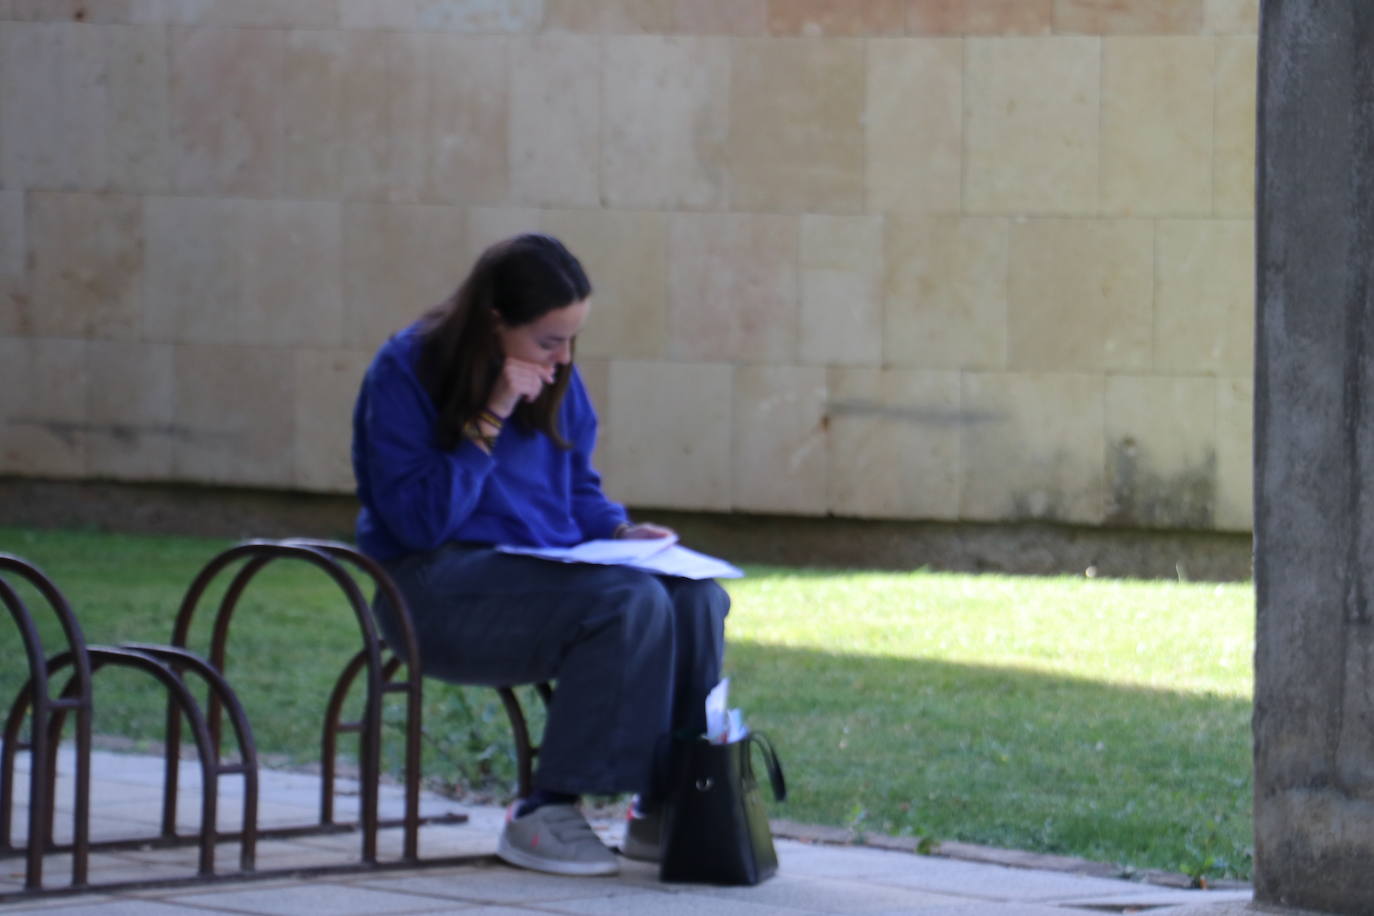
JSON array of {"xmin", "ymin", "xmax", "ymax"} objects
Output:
[{"xmin": 0, "ymin": 526, "xmax": 1254, "ymax": 882}]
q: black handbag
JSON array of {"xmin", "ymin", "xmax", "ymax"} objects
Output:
[{"xmin": 659, "ymin": 731, "xmax": 787, "ymax": 885}]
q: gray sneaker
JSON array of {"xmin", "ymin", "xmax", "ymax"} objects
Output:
[
  {"xmin": 621, "ymin": 799, "xmax": 661, "ymax": 863},
  {"xmin": 497, "ymin": 802, "xmax": 619, "ymax": 876}
]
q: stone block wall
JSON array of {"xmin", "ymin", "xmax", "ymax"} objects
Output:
[{"xmin": 0, "ymin": 0, "xmax": 1258, "ymax": 531}]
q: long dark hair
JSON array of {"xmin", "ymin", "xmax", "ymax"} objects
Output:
[{"xmin": 417, "ymin": 234, "xmax": 592, "ymax": 451}]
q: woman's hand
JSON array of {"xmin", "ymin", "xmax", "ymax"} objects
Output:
[
  {"xmin": 616, "ymin": 522, "xmax": 676, "ymax": 540},
  {"xmin": 489, "ymin": 357, "xmax": 556, "ymax": 418}
]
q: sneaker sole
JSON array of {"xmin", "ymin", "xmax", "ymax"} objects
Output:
[{"xmin": 497, "ymin": 833, "xmax": 620, "ymax": 877}]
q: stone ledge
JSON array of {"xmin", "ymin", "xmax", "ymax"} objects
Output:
[{"xmin": 768, "ymin": 818, "xmax": 1252, "ymax": 893}]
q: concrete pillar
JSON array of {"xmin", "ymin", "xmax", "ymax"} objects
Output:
[{"xmin": 1254, "ymin": 2, "xmax": 1374, "ymax": 912}]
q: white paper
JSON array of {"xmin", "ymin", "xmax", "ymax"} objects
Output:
[
  {"xmin": 703, "ymin": 677, "xmax": 749, "ymax": 744},
  {"xmin": 496, "ymin": 537, "xmax": 743, "ymax": 580}
]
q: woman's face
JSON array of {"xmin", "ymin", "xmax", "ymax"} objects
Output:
[{"xmin": 496, "ymin": 298, "xmax": 589, "ymax": 370}]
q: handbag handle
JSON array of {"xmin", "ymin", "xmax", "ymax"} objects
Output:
[{"xmin": 747, "ymin": 731, "xmax": 787, "ymax": 802}]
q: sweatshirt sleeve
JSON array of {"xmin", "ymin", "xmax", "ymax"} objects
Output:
[
  {"xmin": 566, "ymin": 371, "xmax": 629, "ymax": 541},
  {"xmin": 358, "ymin": 348, "xmax": 497, "ymax": 554}
]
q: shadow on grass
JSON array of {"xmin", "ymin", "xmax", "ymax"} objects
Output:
[{"xmin": 725, "ymin": 640, "xmax": 1252, "ymax": 881}]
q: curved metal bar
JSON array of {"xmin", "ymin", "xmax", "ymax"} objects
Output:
[
  {"xmin": 44, "ymin": 647, "xmax": 222, "ymax": 877},
  {"xmin": 124, "ymin": 644, "xmax": 260, "ymax": 873},
  {"xmin": 495, "ymin": 687, "xmax": 536, "ymax": 800},
  {"xmin": 282, "ymin": 539, "xmax": 424, "ymax": 862},
  {"xmin": 173, "ymin": 541, "xmax": 388, "ymax": 864},
  {"xmin": 0, "ymin": 556, "xmax": 93, "ymax": 890},
  {"xmin": 164, "ymin": 541, "xmax": 279, "ymax": 835},
  {"xmin": 321, "ymin": 647, "xmax": 369, "ymax": 827}
]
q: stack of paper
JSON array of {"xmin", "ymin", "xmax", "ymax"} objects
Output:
[{"xmin": 496, "ymin": 536, "xmax": 743, "ymax": 580}]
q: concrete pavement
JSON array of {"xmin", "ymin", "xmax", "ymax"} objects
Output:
[{"xmin": 0, "ymin": 749, "xmax": 1260, "ymax": 915}]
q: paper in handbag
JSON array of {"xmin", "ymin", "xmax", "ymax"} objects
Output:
[{"xmin": 659, "ymin": 731, "xmax": 787, "ymax": 885}]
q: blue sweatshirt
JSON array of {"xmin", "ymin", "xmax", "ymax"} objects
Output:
[{"xmin": 352, "ymin": 323, "xmax": 628, "ymax": 561}]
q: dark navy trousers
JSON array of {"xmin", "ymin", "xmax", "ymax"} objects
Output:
[{"xmin": 375, "ymin": 544, "xmax": 729, "ymax": 799}]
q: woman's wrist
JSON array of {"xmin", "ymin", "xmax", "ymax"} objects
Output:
[
  {"xmin": 465, "ymin": 408, "xmax": 504, "ymax": 453},
  {"xmin": 613, "ymin": 521, "xmax": 632, "ymax": 539},
  {"xmin": 486, "ymin": 398, "xmax": 514, "ymax": 421}
]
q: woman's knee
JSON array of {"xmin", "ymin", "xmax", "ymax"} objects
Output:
[
  {"xmin": 601, "ymin": 571, "xmax": 675, "ymax": 632},
  {"xmin": 669, "ymin": 578, "xmax": 731, "ymax": 622}
]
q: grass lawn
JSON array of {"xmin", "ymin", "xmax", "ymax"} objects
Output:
[{"xmin": 0, "ymin": 526, "xmax": 1254, "ymax": 883}]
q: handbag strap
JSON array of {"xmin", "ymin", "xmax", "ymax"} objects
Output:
[{"xmin": 747, "ymin": 731, "xmax": 787, "ymax": 802}]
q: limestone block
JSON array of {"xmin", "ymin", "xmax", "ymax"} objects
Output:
[
  {"xmin": 866, "ymin": 38, "xmax": 962, "ymax": 213},
  {"xmin": 1053, "ymin": 0, "xmax": 1203, "ymax": 34},
  {"xmin": 0, "ymin": 278, "xmax": 29, "ymax": 337},
  {"xmin": 734, "ymin": 365, "xmax": 827, "ymax": 514},
  {"xmin": 908, "ymin": 0, "xmax": 1054, "ymax": 35},
  {"xmin": 799, "ymin": 214, "xmax": 882, "ymax": 367},
  {"xmin": 295, "ymin": 348, "xmax": 371, "ymax": 493},
  {"xmin": 827, "ymin": 367, "xmax": 961, "ymax": 519},
  {"xmin": 575, "ymin": 357, "xmax": 613, "ymax": 477},
  {"xmin": 145, "ymin": 198, "xmax": 343, "ymax": 348},
  {"xmin": 509, "ymin": 36, "xmax": 601, "ymax": 208},
  {"xmin": 415, "ymin": 0, "xmax": 543, "ymax": 32},
  {"xmin": 8, "ymin": 0, "xmax": 133, "ymax": 22},
  {"xmin": 543, "ymin": 209, "xmax": 667, "ymax": 359},
  {"xmin": 280, "ymin": 30, "xmax": 346, "ymax": 200},
  {"xmin": 545, "ymin": 0, "xmax": 673, "ymax": 33},
  {"xmin": 127, "ymin": 0, "xmax": 172, "ymax": 23},
  {"xmin": 0, "ymin": 22, "xmax": 170, "ymax": 191},
  {"xmin": 1102, "ymin": 37, "xmax": 1214, "ymax": 215},
  {"xmin": 143, "ymin": 196, "xmax": 243, "ymax": 344},
  {"xmin": 30, "ymin": 192, "xmax": 143, "ymax": 340},
  {"xmin": 105, "ymin": 25, "xmax": 172, "ymax": 193},
  {"xmin": 170, "ymin": 26, "xmax": 285, "ymax": 196},
  {"xmin": 1215, "ymin": 375, "xmax": 1251, "ymax": 531},
  {"xmin": 342, "ymin": 202, "xmax": 466, "ymax": 352},
  {"xmin": 339, "ymin": 0, "xmax": 419, "ymax": 29},
  {"xmin": 85, "ymin": 341, "xmax": 175, "ymax": 480},
  {"xmin": 964, "ymin": 37, "xmax": 1099, "ymax": 214},
  {"xmin": 1007, "ymin": 218, "xmax": 1153, "ymax": 372},
  {"xmin": 239, "ymin": 201, "xmax": 343, "ymax": 348},
  {"xmin": 667, "ymin": 212, "xmax": 798, "ymax": 362},
  {"xmin": 464, "ymin": 208, "xmax": 546, "ymax": 262},
  {"xmin": 885, "ymin": 215, "xmax": 1008, "ymax": 371},
  {"xmin": 424, "ymin": 34, "xmax": 508, "ymax": 204},
  {"xmin": 1204, "ymin": 0, "xmax": 1257, "ymax": 33},
  {"xmin": 960, "ymin": 371, "xmax": 1105, "ymax": 523},
  {"xmin": 0, "ymin": 23, "xmax": 108, "ymax": 190},
  {"xmin": 1215, "ymin": 37, "xmax": 1257, "ymax": 216},
  {"xmin": 601, "ymin": 36, "xmax": 729, "ymax": 210},
  {"xmin": 0, "ymin": 338, "xmax": 86, "ymax": 476},
  {"xmin": 0, "ymin": 191, "xmax": 26, "ymax": 337},
  {"xmin": 729, "ymin": 38, "xmax": 865, "ymax": 213},
  {"xmin": 602, "ymin": 360, "xmax": 731, "ymax": 510},
  {"xmin": 765, "ymin": 0, "xmax": 904, "ymax": 36},
  {"xmin": 158, "ymin": 0, "xmax": 338, "ymax": 27},
  {"xmin": 671, "ymin": 0, "xmax": 766, "ymax": 34},
  {"xmin": 172, "ymin": 344, "xmax": 295, "ymax": 487},
  {"xmin": 1104, "ymin": 375, "xmax": 1217, "ymax": 528},
  {"xmin": 0, "ymin": 190, "xmax": 22, "ymax": 279},
  {"xmin": 335, "ymin": 31, "xmax": 428, "ymax": 203},
  {"xmin": 1155, "ymin": 219, "xmax": 1254, "ymax": 376}
]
